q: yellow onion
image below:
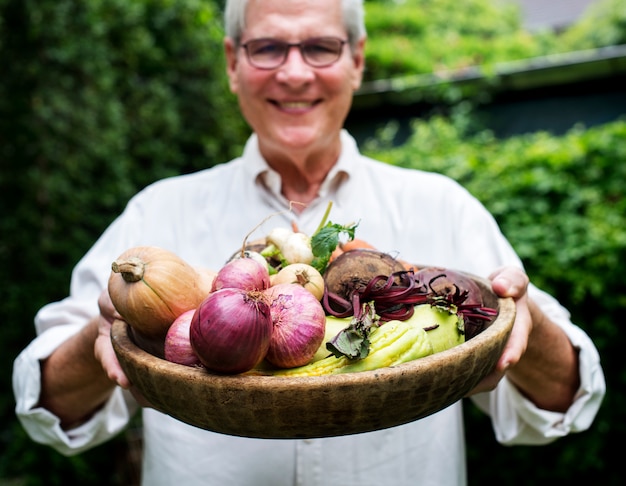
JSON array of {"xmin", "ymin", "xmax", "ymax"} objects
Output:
[{"xmin": 270, "ymin": 263, "xmax": 325, "ymax": 301}]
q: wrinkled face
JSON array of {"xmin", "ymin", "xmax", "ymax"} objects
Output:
[{"xmin": 225, "ymin": 0, "xmax": 365, "ymax": 158}]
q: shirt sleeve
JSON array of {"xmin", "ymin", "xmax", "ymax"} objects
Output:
[
  {"xmin": 470, "ymin": 284, "xmax": 606, "ymax": 445},
  {"xmin": 12, "ymin": 198, "xmax": 146, "ymax": 456},
  {"xmin": 442, "ymin": 183, "xmax": 606, "ymax": 445},
  {"xmin": 12, "ymin": 323, "xmax": 138, "ymax": 456}
]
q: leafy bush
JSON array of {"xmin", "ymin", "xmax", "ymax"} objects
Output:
[
  {"xmin": 0, "ymin": 0, "xmax": 247, "ymax": 483},
  {"xmin": 363, "ymin": 0, "xmax": 548, "ymax": 81},
  {"xmin": 362, "ymin": 0, "xmax": 626, "ymax": 82},
  {"xmin": 560, "ymin": 0, "xmax": 626, "ymax": 49},
  {"xmin": 364, "ymin": 116, "xmax": 625, "ymax": 484}
]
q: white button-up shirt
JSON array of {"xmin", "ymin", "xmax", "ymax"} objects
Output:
[{"xmin": 13, "ymin": 131, "xmax": 605, "ymax": 486}]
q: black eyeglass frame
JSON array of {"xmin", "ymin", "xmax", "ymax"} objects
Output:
[{"xmin": 240, "ymin": 36, "xmax": 348, "ymax": 70}]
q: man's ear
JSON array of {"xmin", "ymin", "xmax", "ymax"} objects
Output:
[
  {"xmin": 351, "ymin": 36, "xmax": 367, "ymax": 91},
  {"xmin": 224, "ymin": 37, "xmax": 239, "ymax": 94}
]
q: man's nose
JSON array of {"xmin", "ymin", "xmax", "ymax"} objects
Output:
[{"xmin": 277, "ymin": 46, "xmax": 316, "ymax": 82}]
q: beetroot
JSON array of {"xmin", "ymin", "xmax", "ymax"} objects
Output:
[
  {"xmin": 414, "ymin": 267, "xmax": 494, "ymax": 339},
  {"xmin": 323, "ymin": 249, "xmax": 406, "ymax": 302},
  {"xmin": 323, "ymin": 263, "xmax": 498, "ymax": 340}
]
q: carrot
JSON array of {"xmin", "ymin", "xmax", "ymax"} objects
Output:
[
  {"xmin": 328, "ymin": 238, "xmax": 417, "ymax": 272},
  {"xmin": 329, "ymin": 238, "xmax": 377, "ymax": 263},
  {"xmin": 339, "ymin": 238, "xmax": 377, "ymax": 253},
  {"xmin": 329, "ymin": 246, "xmax": 344, "ymax": 263}
]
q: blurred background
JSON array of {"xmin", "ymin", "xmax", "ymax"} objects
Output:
[{"xmin": 1, "ymin": 0, "xmax": 624, "ymax": 484}]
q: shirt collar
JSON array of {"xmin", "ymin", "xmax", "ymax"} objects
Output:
[{"xmin": 243, "ymin": 130, "xmax": 360, "ymax": 201}]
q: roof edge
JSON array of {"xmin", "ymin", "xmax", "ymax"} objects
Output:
[{"xmin": 354, "ymin": 44, "xmax": 626, "ymax": 109}]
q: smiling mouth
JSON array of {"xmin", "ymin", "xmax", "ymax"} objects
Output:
[{"xmin": 272, "ymin": 100, "xmax": 320, "ymax": 110}]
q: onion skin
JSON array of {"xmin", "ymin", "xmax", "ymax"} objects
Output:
[
  {"xmin": 229, "ymin": 249, "xmax": 269, "ymax": 272},
  {"xmin": 190, "ymin": 288, "xmax": 273, "ymax": 374},
  {"xmin": 270, "ymin": 263, "xmax": 325, "ymax": 301},
  {"xmin": 211, "ymin": 257, "xmax": 271, "ymax": 292},
  {"xmin": 264, "ymin": 283, "xmax": 326, "ymax": 369},
  {"xmin": 164, "ymin": 309, "xmax": 203, "ymax": 367},
  {"xmin": 281, "ymin": 232, "xmax": 314, "ymax": 265}
]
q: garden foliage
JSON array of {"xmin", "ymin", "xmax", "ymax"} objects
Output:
[
  {"xmin": 363, "ymin": 0, "xmax": 626, "ymax": 82},
  {"xmin": 0, "ymin": 0, "xmax": 247, "ymax": 483}
]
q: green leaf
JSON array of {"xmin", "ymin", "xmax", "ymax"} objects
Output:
[
  {"xmin": 310, "ymin": 221, "xmax": 359, "ymax": 273},
  {"xmin": 326, "ymin": 302, "xmax": 379, "ymax": 359}
]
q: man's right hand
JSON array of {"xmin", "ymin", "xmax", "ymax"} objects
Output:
[{"xmin": 95, "ymin": 290, "xmax": 130, "ymax": 389}]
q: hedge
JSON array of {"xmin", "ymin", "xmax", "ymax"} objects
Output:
[
  {"xmin": 0, "ymin": 0, "xmax": 247, "ymax": 484},
  {"xmin": 362, "ymin": 0, "xmax": 626, "ymax": 82}
]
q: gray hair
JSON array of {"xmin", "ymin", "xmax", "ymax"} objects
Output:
[{"xmin": 224, "ymin": 0, "xmax": 366, "ymax": 49}]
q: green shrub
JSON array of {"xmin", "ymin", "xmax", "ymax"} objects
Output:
[
  {"xmin": 362, "ymin": 0, "xmax": 626, "ymax": 83},
  {"xmin": 363, "ymin": 0, "xmax": 552, "ymax": 81},
  {"xmin": 0, "ymin": 0, "xmax": 247, "ymax": 483},
  {"xmin": 560, "ymin": 0, "xmax": 626, "ymax": 49}
]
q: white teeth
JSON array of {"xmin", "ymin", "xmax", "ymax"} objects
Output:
[{"xmin": 280, "ymin": 101, "xmax": 312, "ymax": 109}]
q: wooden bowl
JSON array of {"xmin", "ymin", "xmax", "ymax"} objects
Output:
[{"xmin": 111, "ymin": 276, "xmax": 515, "ymax": 439}]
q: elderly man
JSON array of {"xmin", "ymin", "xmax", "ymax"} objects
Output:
[{"xmin": 14, "ymin": 1, "xmax": 605, "ymax": 485}]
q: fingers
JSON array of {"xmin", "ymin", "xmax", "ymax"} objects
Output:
[
  {"xmin": 495, "ymin": 293, "xmax": 531, "ymax": 369},
  {"xmin": 489, "ymin": 266, "xmax": 529, "ymax": 299},
  {"xmin": 467, "ymin": 266, "xmax": 533, "ymax": 395},
  {"xmin": 94, "ymin": 298, "xmax": 132, "ymax": 389},
  {"xmin": 466, "ymin": 302, "xmax": 531, "ymax": 396},
  {"xmin": 489, "ymin": 267, "xmax": 532, "ymax": 369},
  {"xmin": 98, "ymin": 292, "xmax": 122, "ymax": 324},
  {"xmin": 96, "ymin": 333, "xmax": 131, "ymax": 389},
  {"xmin": 94, "ymin": 288, "xmax": 131, "ymax": 387}
]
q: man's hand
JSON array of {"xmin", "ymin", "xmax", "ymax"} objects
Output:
[
  {"xmin": 95, "ymin": 290, "xmax": 130, "ymax": 388},
  {"xmin": 466, "ymin": 266, "xmax": 531, "ymax": 395},
  {"xmin": 466, "ymin": 266, "xmax": 580, "ymax": 412}
]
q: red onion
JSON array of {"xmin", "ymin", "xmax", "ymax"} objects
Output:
[
  {"xmin": 264, "ymin": 283, "xmax": 326, "ymax": 368},
  {"xmin": 164, "ymin": 309, "xmax": 202, "ymax": 367},
  {"xmin": 211, "ymin": 257, "xmax": 270, "ymax": 292},
  {"xmin": 190, "ymin": 288, "xmax": 273, "ymax": 374}
]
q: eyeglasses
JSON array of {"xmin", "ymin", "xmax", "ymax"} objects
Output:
[{"xmin": 241, "ymin": 37, "xmax": 348, "ymax": 70}]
